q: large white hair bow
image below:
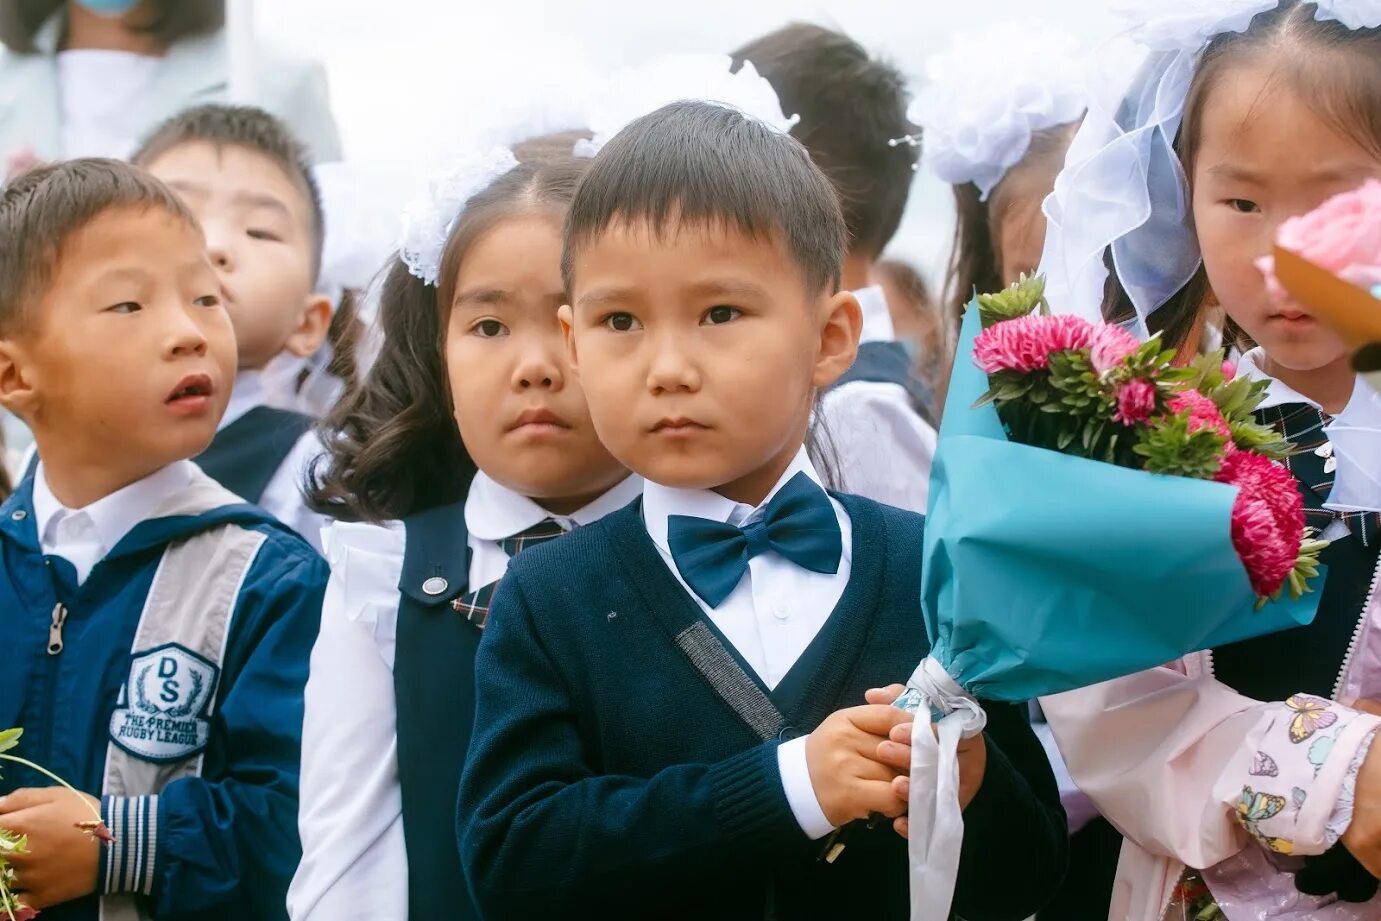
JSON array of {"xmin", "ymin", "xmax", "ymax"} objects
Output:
[
  {"xmin": 910, "ymin": 23, "xmax": 1088, "ymax": 201},
  {"xmin": 574, "ymin": 53, "xmax": 798, "ymax": 159}
]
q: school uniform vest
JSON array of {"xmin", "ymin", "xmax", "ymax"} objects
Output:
[
  {"xmin": 391, "ymin": 500, "xmax": 481, "ymax": 921},
  {"xmin": 831, "ymin": 340, "xmax": 937, "ymax": 427},
  {"xmin": 194, "ymin": 406, "xmax": 314, "ymax": 504}
]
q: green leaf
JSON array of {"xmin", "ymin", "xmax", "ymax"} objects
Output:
[
  {"xmin": 0, "ymin": 729, "xmax": 20, "ymax": 755},
  {"xmin": 975, "ymin": 274, "xmax": 1048, "ymax": 328}
]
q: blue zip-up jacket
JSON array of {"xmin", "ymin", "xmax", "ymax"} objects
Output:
[{"xmin": 0, "ymin": 472, "xmax": 327, "ymax": 921}]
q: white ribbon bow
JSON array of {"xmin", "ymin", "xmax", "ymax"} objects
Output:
[{"xmin": 895, "ymin": 656, "xmax": 987, "ymax": 921}]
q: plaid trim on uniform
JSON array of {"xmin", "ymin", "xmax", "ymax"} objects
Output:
[
  {"xmin": 1257, "ymin": 402, "xmax": 1378, "ymax": 547},
  {"xmin": 451, "ymin": 518, "xmax": 568, "ymax": 627}
]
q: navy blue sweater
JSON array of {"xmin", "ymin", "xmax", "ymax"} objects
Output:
[{"xmin": 458, "ymin": 494, "xmax": 1067, "ymax": 920}]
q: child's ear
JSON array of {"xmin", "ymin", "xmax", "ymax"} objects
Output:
[
  {"xmin": 0, "ymin": 339, "xmax": 38, "ymax": 420},
  {"xmin": 811, "ymin": 290, "xmax": 862, "ymax": 389},
  {"xmin": 557, "ymin": 304, "xmax": 579, "ymax": 372},
  {"xmin": 283, "ymin": 293, "xmax": 334, "ymax": 359}
]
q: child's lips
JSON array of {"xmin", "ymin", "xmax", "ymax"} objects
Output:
[
  {"xmin": 165, "ymin": 373, "xmax": 215, "ymax": 416},
  {"xmin": 651, "ymin": 417, "xmax": 710, "ymax": 437},
  {"xmin": 1269, "ymin": 311, "xmax": 1318, "ymax": 328},
  {"xmin": 508, "ymin": 407, "xmax": 571, "ymax": 437}
]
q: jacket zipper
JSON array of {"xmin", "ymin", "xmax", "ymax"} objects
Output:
[
  {"xmin": 1332, "ymin": 551, "xmax": 1381, "ymax": 702},
  {"xmin": 47, "ymin": 602, "xmax": 67, "ymax": 655}
]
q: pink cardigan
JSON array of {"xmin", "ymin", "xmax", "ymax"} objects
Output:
[{"xmin": 1043, "ymin": 571, "xmax": 1381, "ymax": 921}]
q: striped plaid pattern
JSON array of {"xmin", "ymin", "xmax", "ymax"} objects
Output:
[
  {"xmin": 451, "ymin": 518, "xmax": 568, "ymax": 627},
  {"xmin": 100, "ymin": 794, "xmax": 159, "ymax": 896},
  {"xmin": 1257, "ymin": 402, "xmax": 1378, "ymax": 547}
]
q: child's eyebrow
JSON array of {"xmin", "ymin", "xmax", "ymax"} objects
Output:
[
  {"xmin": 683, "ymin": 279, "xmax": 770, "ymax": 303},
  {"xmin": 1204, "ymin": 162, "xmax": 1375, "ymax": 186},
  {"xmin": 454, "ymin": 287, "xmax": 510, "ymax": 308},
  {"xmin": 231, "ymin": 190, "xmax": 293, "ymax": 219},
  {"xmin": 576, "ymin": 286, "xmax": 637, "ymax": 311}
]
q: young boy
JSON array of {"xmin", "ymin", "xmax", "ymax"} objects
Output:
[
  {"xmin": 457, "ymin": 101, "xmax": 1066, "ymax": 919},
  {"xmin": 0, "ymin": 160, "xmax": 326, "ymax": 921},
  {"xmin": 131, "ymin": 104, "xmax": 333, "ymax": 551},
  {"xmin": 732, "ymin": 24, "xmax": 937, "ymax": 513}
]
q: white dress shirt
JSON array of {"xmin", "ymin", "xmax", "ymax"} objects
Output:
[
  {"xmin": 817, "ymin": 285, "xmax": 937, "ymax": 514},
  {"xmin": 641, "ymin": 448, "xmax": 851, "ymax": 841},
  {"xmin": 288, "ymin": 472, "xmax": 641, "ymax": 921},
  {"xmin": 33, "ymin": 461, "xmax": 195, "ymax": 585},
  {"xmin": 221, "ymin": 370, "xmax": 328, "ymax": 553},
  {"xmin": 56, "ymin": 50, "xmax": 159, "ymax": 159}
]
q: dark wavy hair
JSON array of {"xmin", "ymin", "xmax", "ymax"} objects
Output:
[
  {"xmin": 306, "ymin": 133, "xmax": 592, "ymax": 523},
  {"xmin": 1105, "ymin": 1, "xmax": 1381, "ymax": 355},
  {"xmin": 0, "ymin": 0, "xmax": 224, "ymax": 53}
]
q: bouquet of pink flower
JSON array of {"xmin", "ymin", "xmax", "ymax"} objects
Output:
[
  {"xmin": 892, "ymin": 277, "xmax": 1329, "ymax": 921},
  {"xmin": 0, "ymin": 728, "xmax": 113, "ymax": 921},
  {"xmin": 972, "ymin": 275, "xmax": 1326, "ymax": 602}
]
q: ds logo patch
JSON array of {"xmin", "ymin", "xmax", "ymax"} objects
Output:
[{"xmin": 109, "ymin": 644, "xmax": 218, "ymax": 763}]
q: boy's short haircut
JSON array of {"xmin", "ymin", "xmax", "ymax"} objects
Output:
[
  {"xmin": 132, "ymin": 103, "xmax": 325, "ymax": 281},
  {"xmin": 0, "ymin": 158, "xmax": 196, "ymax": 337},
  {"xmin": 731, "ymin": 23, "xmax": 918, "ymax": 260},
  {"xmin": 563, "ymin": 100, "xmax": 846, "ymax": 295}
]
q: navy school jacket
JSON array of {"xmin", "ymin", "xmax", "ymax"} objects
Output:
[
  {"xmin": 458, "ymin": 494, "xmax": 1068, "ymax": 920},
  {"xmin": 0, "ymin": 472, "xmax": 327, "ymax": 921}
]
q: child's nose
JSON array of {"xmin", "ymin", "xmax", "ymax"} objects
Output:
[
  {"xmin": 205, "ymin": 236, "xmax": 236, "ymax": 272},
  {"xmin": 513, "ymin": 349, "xmax": 564, "ymax": 391}
]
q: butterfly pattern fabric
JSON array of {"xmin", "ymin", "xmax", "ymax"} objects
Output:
[
  {"xmin": 1287, "ymin": 694, "xmax": 1339, "ymax": 744},
  {"xmin": 1236, "ymin": 786, "xmax": 1296, "ymax": 855},
  {"xmin": 1250, "ymin": 751, "xmax": 1279, "ymax": 777}
]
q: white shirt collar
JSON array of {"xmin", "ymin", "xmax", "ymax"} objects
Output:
[
  {"xmin": 33, "ymin": 461, "xmax": 196, "ymax": 556},
  {"xmin": 220, "ymin": 369, "xmax": 267, "ymax": 431},
  {"xmin": 852, "ymin": 285, "xmax": 896, "ymax": 345},
  {"xmin": 464, "ymin": 471, "xmax": 642, "ymax": 542},
  {"xmin": 1238, "ymin": 347, "xmax": 1375, "ymax": 420},
  {"xmin": 642, "ymin": 447, "xmax": 823, "ymax": 553}
]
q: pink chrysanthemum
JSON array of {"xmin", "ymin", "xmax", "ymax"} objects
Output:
[
  {"xmin": 1114, "ymin": 378, "xmax": 1157, "ymax": 425},
  {"xmin": 1168, "ymin": 390, "xmax": 1233, "ymax": 443},
  {"xmin": 1222, "ymin": 360, "xmax": 1237, "ymax": 380},
  {"xmin": 1089, "ymin": 325, "xmax": 1142, "ymax": 374},
  {"xmin": 973, "ymin": 314, "xmax": 1095, "ymax": 374},
  {"xmin": 11, "ymin": 904, "xmax": 37, "ymax": 921},
  {"xmin": 1216, "ymin": 451, "xmax": 1305, "ymax": 597}
]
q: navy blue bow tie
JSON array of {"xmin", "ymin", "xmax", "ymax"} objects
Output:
[{"xmin": 666, "ymin": 472, "xmax": 842, "ymax": 608}]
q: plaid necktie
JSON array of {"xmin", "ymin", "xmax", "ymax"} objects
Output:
[
  {"xmin": 451, "ymin": 518, "xmax": 568, "ymax": 627},
  {"xmin": 1256, "ymin": 402, "xmax": 1378, "ymax": 547}
]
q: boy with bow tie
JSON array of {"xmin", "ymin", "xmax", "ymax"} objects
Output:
[{"xmin": 457, "ymin": 100, "xmax": 1067, "ymax": 920}]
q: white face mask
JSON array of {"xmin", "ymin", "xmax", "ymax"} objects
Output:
[{"xmin": 74, "ymin": 0, "xmax": 143, "ymax": 19}]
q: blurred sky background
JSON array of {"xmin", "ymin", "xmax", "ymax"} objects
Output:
[{"xmin": 258, "ymin": 0, "xmax": 1126, "ymax": 284}]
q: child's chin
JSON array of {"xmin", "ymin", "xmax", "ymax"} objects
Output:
[{"xmin": 1259, "ymin": 338, "xmax": 1351, "ymax": 374}]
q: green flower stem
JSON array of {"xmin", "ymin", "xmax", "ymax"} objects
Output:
[
  {"xmin": 0, "ymin": 872, "xmax": 22, "ymax": 921},
  {"xmin": 0, "ymin": 753, "xmax": 103, "ymax": 823}
]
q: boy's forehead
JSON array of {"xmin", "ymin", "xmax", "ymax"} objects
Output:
[
  {"xmin": 44, "ymin": 206, "xmax": 207, "ymax": 295},
  {"xmin": 572, "ymin": 216, "xmax": 806, "ymax": 299},
  {"xmin": 144, "ymin": 141, "xmax": 309, "ymax": 220},
  {"xmin": 577, "ymin": 214, "xmax": 790, "ymax": 269}
]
